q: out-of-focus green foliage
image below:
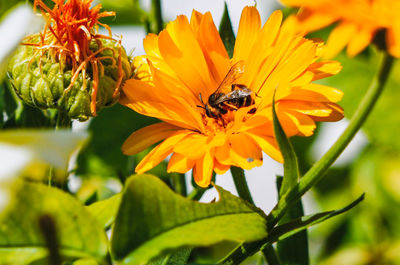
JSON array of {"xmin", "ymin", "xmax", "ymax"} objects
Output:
[
  {"xmin": 75, "ymin": 104, "xmax": 159, "ymax": 179},
  {"xmin": 111, "ymin": 174, "xmax": 268, "ymax": 265},
  {"xmin": 86, "ymin": 193, "xmax": 121, "ymax": 229},
  {"xmin": 0, "ymin": 129, "xmax": 87, "ymax": 180},
  {"xmin": 99, "ymin": 0, "xmax": 145, "ymax": 25},
  {"xmin": 0, "ymin": 180, "xmax": 108, "ymax": 265},
  {"xmin": 150, "ymin": 248, "xmax": 192, "ymax": 265}
]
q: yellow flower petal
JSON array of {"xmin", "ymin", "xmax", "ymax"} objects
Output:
[
  {"xmin": 324, "ymin": 22, "xmax": 357, "ymax": 58},
  {"xmin": 245, "ymin": 132, "xmax": 283, "ymax": 163},
  {"xmin": 158, "ymin": 15, "xmax": 215, "ymax": 97},
  {"xmin": 228, "ymin": 133, "xmax": 263, "ymax": 170},
  {"xmin": 243, "ymin": 10, "xmax": 282, "ymax": 86},
  {"xmin": 308, "ymin": 61, "xmax": 343, "ymax": 81},
  {"xmin": 136, "ymin": 131, "xmax": 191, "ymax": 173},
  {"xmin": 173, "ymin": 133, "xmax": 208, "ymax": 159},
  {"xmin": 196, "ymin": 11, "xmax": 230, "ymax": 85},
  {"xmin": 193, "ymin": 149, "xmax": 215, "ymax": 188},
  {"xmin": 347, "ymin": 25, "xmax": 375, "ymax": 57},
  {"xmin": 167, "ymin": 153, "xmax": 196, "ymax": 173},
  {"xmin": 387, "ymin": 20, "xmax": 400, "ymax": 57},
  {"xmin": 233, "ymin": 6, "xmax": 261, "ymax": 63},
  {"xmin": 122, "ymin": 123, "xmax": 181, "ymax": 155},
  {"xmin": 214, "ymin": 160, "xmax": 230, "ymax": 175},
  {"xmin": 279, "ymin": 109, "xmax": 316, "ymax": 137},
  {"xmin": 121, "ymin": 78, "xmax": 202, "ymax": 131}
]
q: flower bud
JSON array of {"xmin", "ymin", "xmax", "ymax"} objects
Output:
[{"xmin": 7, "ymin": 0, "xmax": 132, "ymax": 121}]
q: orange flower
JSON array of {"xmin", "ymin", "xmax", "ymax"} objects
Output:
[
  {"xmin": 121, "ymin": 7, "xmax": 344, "ymax": 187},
  {"xmin": 281, "ymin": 0, "xmax": 400, "ymax": 58}
]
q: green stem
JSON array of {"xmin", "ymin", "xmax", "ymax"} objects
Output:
[
  {"xmin": 230, "ymin": 167, "xmax": 281, "ymax": 265},
  {"xmin": 266, "ymin": 53, "xmax": 394, "ymax": 229},
  {"xmin": 55, "ymin": 111, "xmax": 72, "ymax": 130},
  {"xmin": 262, "ymin": 244, "xmax": 281, "ymax": 265},
  {"xmin": 219, "ymin": 52, "xmax": 395, "ymax": 265},
  {"xmin": 151, "ymin": 0, "xmax": 163, "ymax": 34},
  {"xmin": 230, "ymin": 166, "xmax": 254, "ymax": 204},
  {"xmin": 187, "ymin": 187, "xmax": 206, "ymax": 201},
  {"xmin": 171, "ymin": 173, "xmax": 187, "ymax": 196}
]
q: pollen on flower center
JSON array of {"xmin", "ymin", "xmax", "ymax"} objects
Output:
[{"xmin": 200, "ymin": 102, "xmax": 257, "ymax": 135}]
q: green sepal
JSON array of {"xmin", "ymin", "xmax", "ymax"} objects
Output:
[{"xmin": 219, "ymin": 2, "xmax": 235, "ymax": 58}]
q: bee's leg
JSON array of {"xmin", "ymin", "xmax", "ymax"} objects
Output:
[
  {"xmin": 199, "ymin": 93, "xmax": 205, "ymax": 104},
  {"xmin": 224, "ymin": 102, "xmax": 238, "ymax": 111},
  {"xmin": 218, "ymin": 113, "xmax": 226, "ymax": 127},
  {"xmin": 248, "ymin": 108, "xmax": 256, "ymax": 114},
  {"xmin": 235, "ymin": 84, "xmax": 248, "ymax": 89}
]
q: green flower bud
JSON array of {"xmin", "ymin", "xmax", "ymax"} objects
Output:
[{"xmin": 8, "ymin": 38, "xmax": 131, "ymax": 121}]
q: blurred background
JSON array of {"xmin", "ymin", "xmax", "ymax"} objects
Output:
[{"xmin": 1, "ymin": 0, "xmax": 400, "ymax": 264}]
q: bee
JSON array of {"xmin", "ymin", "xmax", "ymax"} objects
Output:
[{"xmin": 198, "ymin": 60, "xmax": 255, "ymax": 121}]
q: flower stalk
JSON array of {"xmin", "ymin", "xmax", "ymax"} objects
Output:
[
  {"xmin": 230, "ymin": 166, "xmax": 254, "ymax": 205},
  {"xmin": 267, "ymin": 52, "xmax": 394, "ymax": 229},
  {"xmin": 151, "ymin": 0, "xmax": 163, "ymax": 34},
  {"xmin": 55, "ymin": 111, "xmax": 72, "ymax": 129},
  {"xmin": 230, "ymin": 167, "xmax": 281, "ymax": 265}
]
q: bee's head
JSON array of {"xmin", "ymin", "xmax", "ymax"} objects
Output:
[{"xmin": 208, "ymin": 94, "xmax": 217, "ymax": 104}]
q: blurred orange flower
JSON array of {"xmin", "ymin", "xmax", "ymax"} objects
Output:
[
  {"xmin": 121, "ymin": 7, "xmax": 344, "ymax": 187},
  {"xmin": 281, "ymin": 0, "xmax": 400, "ymax": 58}
]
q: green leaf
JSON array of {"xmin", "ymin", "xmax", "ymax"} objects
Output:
[
  {"xmin": 150, "ymin": 248, "xmax": 191, "ymax": 265},
  {"xmin": 219, "ymin": 2, "xmax": 235, "ymax": 58},
  {"xmin": 0, "ymin": 82, "xmax": 4, "ymax": 127},
  {"xmin": 267, "ymin": 194, "xmax": 364, "ymax": 244},
  {"xmin": 86, "ymin": 193, "xmax": 122, "ymax": 229},
  {"xmin": 276, "ymin": 177, "xmax": 309, "ymax": 265},
  {"xmin": 273, "ymin": 97, "xmax": 308, "ymax": 264},
  {"xmin": 0, "ymin": 180, "xmax": 108, "ymax": 265},
  {"xmin": 111, "ymin": 174, "xmax": 268, "ymax": 265},
  {"xmin": 272, "ymin": 97, "xmax": 300, "ymax": 196},
  {"xmin": 98, "ymin": 0, "xmax": 145, "ymax": 25},
  {"xmin": 72, "ymin": 258, "xmax": 100, "ymax": 265}
]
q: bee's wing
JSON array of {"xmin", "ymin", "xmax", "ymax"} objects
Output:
[
  {"xmin": 214, "ymin": 91, "xmax": 235, "ymax": 105},
  {"xmin": 214, "ymin": 60, "xmax": 245, "ymax": 95},
  {"xmin": 214, "ymin": 86, "xmax": 252, "ymax": 105}
]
